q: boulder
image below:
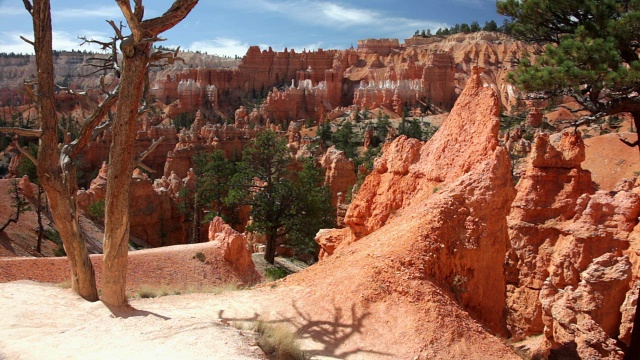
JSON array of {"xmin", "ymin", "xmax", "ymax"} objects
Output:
[{"xmin": 208, "ymin": 217, "xmax": 259, "ymax": 282}]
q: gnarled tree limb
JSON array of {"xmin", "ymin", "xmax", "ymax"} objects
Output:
[
  {"xmin": 13, "ymin": 140, "xmax": 37, "ymax": 165},
  {"xmin": 116, "ymin": 0, "xmax": 143, "ymax": 43},
  {"xmin": 68, "ymin": 84, "xmax": 120, "ymax": 158},
  {"xmin": 141, "ymin": 0, "xmax": 199, "ymax": 36},
  {"xmin": 0, "ymin": 127, "xmax": 42, "ymax": 138}
]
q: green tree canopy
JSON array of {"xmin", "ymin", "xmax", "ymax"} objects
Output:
[
  {"xmin": 497, "ymin": 0, "xmax": 640, "ymax": 147},
  {"xmin": 483, "ymin": 20, "xmax": 499, "ymax": 32},
  {"xmin": 332, "ymin": 121, "xmax": 359, "ymax": 159},
  {"xmin": 229, "ymin": 130, "xmax": 334, "ymax": 263}
]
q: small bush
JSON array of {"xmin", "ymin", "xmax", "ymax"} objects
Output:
[
  {"xmin": 254, "ymin": 320, "xmax": 307, "ymax": 360},
  {"xmin": 45, "ymin": 228, "xmax": 66, "ymax": 257},
  {"xmin": 137, "ymin": 286, "xmax": 160, "ymax": 299},
  {"xmin": 88, "ymin": 199, "xmax": 105, "ymax": 221},
  {"xmin": 265, "ymin": 267, "xmax": 288, "ymax": 281},
  {"xmin": 56, "ymin": 280, "xmax": 72, "ymax": 289},
  {"xmin": 194, "ymin": 251, "xmax": 206, "ymax": 262}
]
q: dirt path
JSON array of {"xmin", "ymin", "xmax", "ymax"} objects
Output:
[{"xmin": 0, "ymin": 281, "xmax": 264, "ymax": 360}]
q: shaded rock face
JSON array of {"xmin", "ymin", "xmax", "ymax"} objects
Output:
[
  {"xmin": 77, "ymin": 164, "xmax": 186, "ymax": 247},
  {"xmin": 207, "ymin": 217, "xmax": 260, "ymax": 283},
  {"xmin": 505, "ymin": 130, "xmax": 640, "ymax": 358},
  {"xmin": 318, "ymin": 69, "xmax": 516, "ymax": 335}
]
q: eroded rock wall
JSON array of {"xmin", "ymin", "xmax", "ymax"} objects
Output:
[
  {"xmin": 318, "ymin": 69, "xmax": 516, "ymax": 334},
  {"xmin": 505, "ymin": 130, "xmax": 640, "ymax": 358}
]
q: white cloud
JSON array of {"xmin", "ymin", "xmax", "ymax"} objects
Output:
[
  {"xmin": 320, "ymin": 3, "xmax": 376, "ymax": 25},
  {"xmin": 0, "ymin": 4, "xmax": 28, "ymax": 16},
  {"xmin": 188, "ymin": 37, "xmax": 250, "ymax": 57},
  {"xmin": 0, "ymin": 30, "xmax": 114, "ymax": 54},
  {"xmin": 243, "ymin": 0, "xmax": 447, "ymax": 35},
  {"xmin": 52, "ymin": 6, "xmax": 122, "ymax": 19}
]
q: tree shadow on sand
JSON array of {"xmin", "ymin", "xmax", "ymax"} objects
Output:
[
  {"xmin": 218, "ymin": 301, "xmax": 393, "ymax": 358},
  {"xmin": 104, "ymin": 303, "xmax": 171, "ymax": 320}
]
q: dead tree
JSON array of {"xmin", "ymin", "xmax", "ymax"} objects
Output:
[
  {"xmin": 1, "ymin": 0, "xmax": 196, "ymax": 303},
  {"xmin": 6, "ymin": 0, "xmax": 114, "ymax": 301},
  {"xmin": 101, "ymin": 0, "xmax": 198, "ymax": 306}
]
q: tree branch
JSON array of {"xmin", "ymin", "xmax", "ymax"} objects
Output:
[
  {"xmin": 136, "ymin": 161, "xmax": 155, "ymax": 173},
  {"xmin": 141, "ymin": 0, "xmax": 199, "ymax": 36},
  {"xmin": 20, "ymin": 36, "xmax": 34, "ymax": 46},
  {"xmin": 148, "ymin": 46, "xmax": 185, "ymax": 65},
  {"xmin": 106, "ymin": 20, "xmax": 125, "ymax": 40},
  {"xmin": 136, "ymin": 136, "xmax": 164, "ymax": 163},
  {"xmin": 68, "ymin": 84, "xmax": 120, "ymax": 158},
  {"xmin": 21, "ymin": 0, "xmax": 32, "ymax": 15},
  {"xmin": 0, "ymin": 127, "xmax": 42, "ymax": 138},
  {"xmin": 13, "ymin": 140, "xmax": 37, "ymax": 165},
  {"xmin": 116, "ymin": 0, "xmax": 143, "ymax": 43}
]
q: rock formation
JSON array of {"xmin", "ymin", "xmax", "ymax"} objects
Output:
[
  {"xmin": 208, "ymin": 216, "xmax": 259, "ymax": 283},
  {"xmin": 505, "ymin": 129, "xmax": 640, "ymax": 358},
  {"xmin": 317, "ymin": 69, "xmax": 516, "ymax": 335},
  {"xmin": 77, "ymin": 163, "xmax": 186, "ymax": 247},
  {"xmin": 150, "ymin": 46, "xmax": 337, "ymax": 115},
  {"xmin": 319, "ymin": 146, "xmax": 357, "ymax": 206}
]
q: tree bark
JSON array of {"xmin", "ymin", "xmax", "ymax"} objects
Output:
[
  {"xmin": 101, "ymin": 43, "xmax": 150, "ymax": 306},
  {"xmin": 35, "ymin": 184, "xmax": 44, "ymax": 254},
  {"xmin": 32, "ymin": 0, "xmax": 98, "ymax": 301},
  {"xmin": 264, "ymin": 229, "xmax": 276, "ymax": 264},
  {"xmin": 632, "ymin": 111, "xmax": 640, "ymax": 156},
  {"xmin": 101, "ymin": 0, "xmax": 198, "ymax": 306}
]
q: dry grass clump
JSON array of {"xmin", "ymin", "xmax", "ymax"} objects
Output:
[
  {"xmin": 254, "ymin": 320, "xmax": 307, "ymax": 360},
  {"xmin": 56, "ymin": 280, "xmax": 72, "ymax": 289},
  {"xmin": 129, "ymin": 282, "xmax": 242, "ymax": 299}
]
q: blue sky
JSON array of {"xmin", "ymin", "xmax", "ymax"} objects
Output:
[{"xmin": 0, "ymin": 0, "xmax": 503, "ymax": 57}]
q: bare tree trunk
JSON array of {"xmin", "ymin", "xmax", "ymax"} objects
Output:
[
  {"xmin": 191, "ymin": 195, "xmax": 200, "ymax": 243},
  {"xmin": 264, "ymin": 230, "xmax": 276, "ymax": 264},
  {"xmin": 35, "ymin": 184, "xmax": 44, "ymax": 253},
  {"xmin": 33, "ymin": 0, "xmax": 98, "ymax": 301},
  {"xmin": 101, "ymin": 44, "xmax": 150, "ymax": 306},
  {"xmin": 101, "ymin": 0, "xmax": 199, "ymax": 306}
]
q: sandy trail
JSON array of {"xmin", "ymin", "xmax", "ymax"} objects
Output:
[{"xmin": 0, "ymin": 281, "xmax": 264, "ymax": 360}]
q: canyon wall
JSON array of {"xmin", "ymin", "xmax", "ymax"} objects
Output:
[{"xmin": 1, "ymin": 32, "xmax": 528, "ymax": 126}]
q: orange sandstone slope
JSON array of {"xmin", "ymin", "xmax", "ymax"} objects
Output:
[{"xmin": 279, "ymin": 69, "xmax": 519, "ymax": 359}]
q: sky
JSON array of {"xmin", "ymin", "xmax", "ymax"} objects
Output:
[{"xmin": 0, "ymin": 0, "xmax": 504, "ymax": 57}]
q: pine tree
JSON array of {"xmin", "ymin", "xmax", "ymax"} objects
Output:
[{"xmin": 498, "ymin": 0, "xmax": 640, "ymax": 150}]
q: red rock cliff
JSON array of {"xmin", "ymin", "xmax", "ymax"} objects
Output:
[{"xmin": 317, "ymin": 69, "xmax": 516, "ymax": 335}]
